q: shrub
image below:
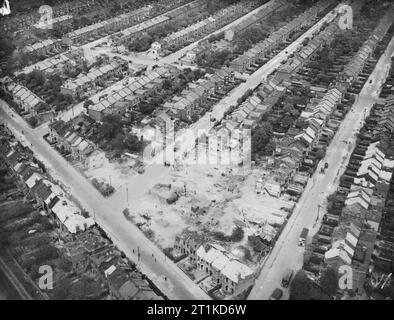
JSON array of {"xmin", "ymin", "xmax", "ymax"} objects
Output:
[
  {"xmin": 211, "ymin": 226, "xmax": 244, "ymax": 242},
  {"xmin": 27, "ymin": 116, "xmax": 38, "ymax": 127},
  {"xmin": 229, "ymin": 226, "xmax": 244, "ymax": 242},
  {"xmin": 248, "ymin": 235, "xmax": 266, "ymax": 253},
  {"xmin": 319, "ymin": 267, "xmax": 339, "ymax": 297},
  {"xmin": 143, "ymin": 228, "xmax": 155, "ymax": 241}
]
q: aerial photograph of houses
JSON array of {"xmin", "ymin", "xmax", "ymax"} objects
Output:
[{"xmin": 0, "ymin": 0, "xmax": 394, "ymax": 309}]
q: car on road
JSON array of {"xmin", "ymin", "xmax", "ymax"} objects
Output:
[
  {"xmin": 270, "ymin": 288, "xmax": 283, "ymax": 300},
  {"xmin": 281, "ymin": 269, "xmax": 294, "ymax": 288},
  {"xmin": 298, "ymin": 227, "xmax": 309, "ymax": 247}
]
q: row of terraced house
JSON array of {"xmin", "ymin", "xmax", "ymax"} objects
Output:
[
  {"xmin": 1, "ymin": 140, "xmax": 96, "ymax": 234},
  {"xmin": 48, "ymin": 113, "xmax": 97, "ymax": 162},
  {"xmin": 60, "ymin": 57, "xmax": 129, "ymax": 99},
  {"xmin": 157, "ymin": 0, "xmax": 262, "ymax": 51},
  {"xmin": 115, "ymin": 0, "xmax": 207, "ymax": 44},
  {"xmin": 87, "ymin": 65, "xmax": 180, "ymax": 121},
  {"xmin": 229, "ymin": 0, "xmax": 336, "ymax": 74},
  {"xmin": 174, "ymin": 230, "xmax": 254, "ymax": 297},
  {"xmin": 163, "ymin": 67, "xmax": 236, "ymax": 123},
  {"xmin": 0, "ymin": 0, "xmax": 97, "ymax": 33},
  {"xmin": 322, "ymin": 99, "xmax": 394, "ymax": 293}
]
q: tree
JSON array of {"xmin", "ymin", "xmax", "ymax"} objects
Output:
[
  {"xmin": 110, "ymin": 133, "xmax": 125, "ymax": 151},
  {"xmin": 62, "ymin": 93, "xmax": 73, "ymax": 104},
  {"xmin": 27, "ymin": 116, "xmax": 38, "ymax": 127},
  {"xmin": 320, "ymin": 267, "xmax": 339, "ymax": 297},
  {"xmin": 98, "ymin": 114, "xmax": 123, "ymax": 140},
  {"xmin": 29, "ymin": 69, "xmax": 46, "ymax": 86},
  {"xmin": 0, "ymin": 35, "xmax": 15, "ymax": 60},
  {"xmin": 83, "ymin": 99, "xmax": 94, "ymax": 109},
  {"xmin": 162, "ymin": 79, "xmax": 172, "ymax": 91},
  {"xmin": 124, "ymin": 133, "xmax": 143, "ymax": 153},
  {"xmin": 281, "ymin": 115, "xmax": 295, "ymax": 128},
  {"xmin": 57, "ymin": 258, "xmax": 73, "ymax": 273},
  {"xmin": 128, "ymin": 33, "xmax": 153, "ymax": 52},
  {"xmin": 69, "ymin": 276, "xmax": 101, "ymax": 299},
  {"xmin": 34, "ymin": 245, "xmax": 59, "ymax": 265},
  {"xmin": 316, "ymin": 149, "xmax": 326, "ymax": 160},
  {"xmin": 264, "ymin": 140, "xmax": 276, "ymax": 156},
  {"xmin": 252, "ymin": 122, "xmax": 274, "ymax": 157},
  {"xmin": 248, "ymin": 235, "xmax": 266, "ymax": 253},
  {"xmin": 52, "ymin": 277, "xmax": 71, "ymax": 300},
  {"xmin": 290, "ymin": 270, "xmax": 312, "ymax": 300},
  {"xmin": 229, "ymin": 226, "xmax": 244, "ymax": 242},
  {"xmin": 139, "ymin": 101, "xmax": 155, "ymax": 115}
]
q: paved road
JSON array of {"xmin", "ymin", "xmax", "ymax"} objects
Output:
[
  {"xmin": 0, "ymin": 255, "xmax": 31, "ymax": 300},
  {"xmin": 0, "ymin": 269, "xmax": 20, "ymax": 300},
  {"xmin": 248, "ymin": 34, "xmax": 394, "ymax": 300}
]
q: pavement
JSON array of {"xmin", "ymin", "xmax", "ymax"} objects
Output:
[{"xmin": 247, "ymin": 33, "xmax": 394, "ymax": 300}]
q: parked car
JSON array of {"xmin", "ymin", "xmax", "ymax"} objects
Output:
[
  {"xmin": 298, "ymin": 228, "xmax": 309, "ymax": 246},
  {"xmin": 281, "ymin": 269, "xmax": 294, "ymax": 288},
  {"xmin": 270, "ymin": 288, "xmax": 283, "ymax": 300}
]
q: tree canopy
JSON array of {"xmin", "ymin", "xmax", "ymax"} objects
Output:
[
  {"xmin": 319, "ymin": 267, "xmax": 339, "ymax": 297},
  {"xmin": 98, "ymin": 114, "xmax": 124, "ymax": 140},
  {"xmin": 290, "ymin": 270, "xmax": 313, "ymax": 300},
  {"xmin": 251, "ymin": 122, "xmax": 275, "ymax": 158}
]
